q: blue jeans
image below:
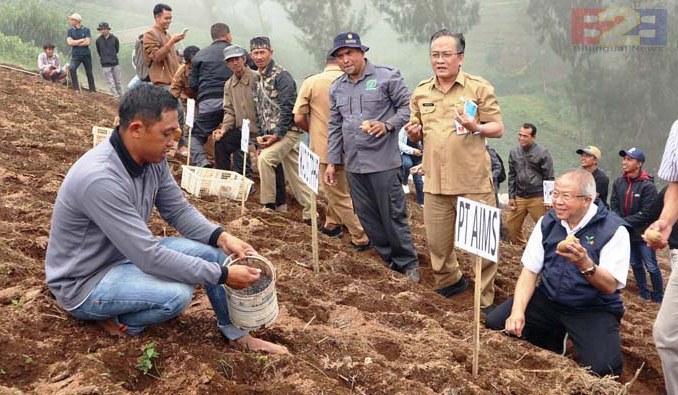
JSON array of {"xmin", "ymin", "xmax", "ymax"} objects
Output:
[
  {"xmin": 69, "ymin": 237, "xmax": 247, "ymax": 339},
  {"xmin": 401, "ymin": 154, "xmax": 424, "ymax": 205},
  {"xmin": 630, "ymin": 240, "xmax": 663, "ymax": 301}
]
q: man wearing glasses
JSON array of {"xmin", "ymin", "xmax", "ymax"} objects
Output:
[
  {"xmin": 486, "ymin": 169, "xmax": 630, "ymax": 377},
  {"xmin": 406, "ymin": 30, "xmax": 503, "ymax": 309}
]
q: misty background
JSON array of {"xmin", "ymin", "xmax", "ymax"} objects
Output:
[{"xmin": 0, "ymin": 0, "xmax": 675, "ymax": 191}]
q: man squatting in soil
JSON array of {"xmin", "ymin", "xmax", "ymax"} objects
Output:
[
  {"xmin": 44, "ymin": 85, "xmax": 288, "ymax": 354},
  {"xmin": 486, "ymin": 169, "xmax": 630, "ymax": 376}
]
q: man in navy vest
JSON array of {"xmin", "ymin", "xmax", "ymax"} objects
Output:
[{"xmin": 486, "ymin": 169, "xmax": 630, "ymax": 377}]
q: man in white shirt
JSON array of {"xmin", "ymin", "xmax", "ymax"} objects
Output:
[{"xmin": 486, "ymin": 169, "xmax": 630, "ymax": 377}]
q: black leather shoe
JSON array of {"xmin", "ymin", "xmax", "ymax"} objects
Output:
[
  {"xmin": 350, "ymin": 241, "xmax": 370, "ymax": 251},
  {"xmin": 436, "ymin": 277, "xmax": 468, "ymax": 298},
  {"xmin": 319, "ymin": 226, "xmax": 342, "ymax": 238}
]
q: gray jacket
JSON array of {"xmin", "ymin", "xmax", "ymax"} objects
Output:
[
  {"xmin": 508, "ymin": 142, "xmax": 554, "ymax": 198},
  {"xmin": 327, "ymin": 60, "xmax": 411, "ymax": 174},
  {"xmin": 45, "ymin": 129, "xmax": 224, "ymax": 310}
]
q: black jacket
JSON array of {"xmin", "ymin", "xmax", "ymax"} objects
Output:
[
  {"xmin": 649, "ymin": 186, "xmax": 678, "ymax": 249},
  {"xmin": 610, "ymin": 170, "xmax": 658, "ymax": 242},
  {"xmin": 508, "ymin": 142, "xmax": 554, "ymax": 198},
  {"xmin": 189, "ymin": 39, "xmax": 233, "ymax": 103},
  {"xmin": 95, "ymin": 34, "xmax": 119, "ymax": 67}
]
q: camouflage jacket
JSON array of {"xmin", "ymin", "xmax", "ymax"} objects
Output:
[{"xmin": 253, "ymin": 59, "xmax": 301, "ymax": 138}]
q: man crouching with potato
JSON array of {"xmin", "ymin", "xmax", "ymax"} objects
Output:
[
  {"xmin": 45, "ymin": 84, "xmax": 288, "ymax": 354},
  {"xmin": 486, "ymin": 169, "xmax": 630, "ymax": 377}
]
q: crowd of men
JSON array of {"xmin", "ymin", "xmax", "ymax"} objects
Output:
[{"xmin": 41, "ymin": 3, "xmax": 678, "ymax": 391}]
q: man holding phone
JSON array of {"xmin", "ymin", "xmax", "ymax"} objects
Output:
[{"xmin": 406, "ymin": 30, "xmax": 504, "ymax": 310}]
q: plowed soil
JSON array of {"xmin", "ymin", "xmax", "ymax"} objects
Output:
[{"xmin": 0, "ymin": 65, "xmax": 668, "ymax": 394}]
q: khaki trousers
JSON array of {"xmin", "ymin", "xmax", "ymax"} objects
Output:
[
  {"xmin": 654, "ymin": 265, "xmax": 678, "ymax": 395},
  {"xmin": 423, "ymin": 191, "xmax": 497, "ymax": 308},
  {"xmin": 319, "ymin": 164, "xmax": 368, "ymax": 244},
  {"xmin": 258, "ymin": 131, "xmax": 313, "ymax": 219},
  {"xmin": 505, "ymin": 196, "xmax": 546, "ymax": 245}
]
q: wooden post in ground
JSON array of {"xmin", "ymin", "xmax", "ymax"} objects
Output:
[
  {"xmin": 240, "ymin": 152, "xmax": 247, "ymax": 216},
  {"xmin": 311, "ymin": 196, "xmax": 319, "ymax": 273},
  {"xmin": 472, "ymin": 254, "xmax": 482, "ymax": 378},
  {"xmin": 185, "ymin": 127, "xmax": 192, "ymax": 166}
]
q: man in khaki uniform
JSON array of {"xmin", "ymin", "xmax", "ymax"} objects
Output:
[
  {"xmin": 293, "ymin": 55, "xmax": 369, "ymax": 250},
  {"xmin": 406, "ymin": 30, "xmax": 504, "ymax": 309}
]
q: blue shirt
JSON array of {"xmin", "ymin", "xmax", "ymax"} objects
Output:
[
  {"xmin": 327, "ymin": 60, "xmax": 411, "ymax": 174},
  {"xmin": 67, "ymin": 26, "xmax": 92, "ymax": 57}
]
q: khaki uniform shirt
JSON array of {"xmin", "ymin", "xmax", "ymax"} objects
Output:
[
  {"xmin": 410, "ymin": 70, "xmax": 502, "ymax": 195},
  {"xmin": 222, "ymin": 68, "xmax": 259, "ymax": 139},
  {"xmin": 293, "ymin": 64, "xmax": 342, "ymax": 163}
]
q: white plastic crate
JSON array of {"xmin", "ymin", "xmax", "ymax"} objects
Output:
[
  {"xmin": 181, "ymin": 165, "xmax": 253, "ymax": 200},
  {"xmin": 92, "ymin": 126, "xmax": 113, "ymax": 147}
]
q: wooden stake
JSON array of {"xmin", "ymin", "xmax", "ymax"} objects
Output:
[
  {"xmin": 240, "ymin": 148, "xmax": 248, "ymax": 216},
  {"xmin": 472, "ymin": 254, "xmax": 482, "ymax": 378},
  {"xmin": 311, "ymin": 197, "xmax": 319, "ymax": 273},
  {"xmin": 185, "ymin": 126, "xmax": 192, "ymax": 166}
]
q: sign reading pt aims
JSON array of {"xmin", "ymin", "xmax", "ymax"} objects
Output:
[{"xmin": 455, "ymin": 197, "xmax": 501, "ymax": 263}]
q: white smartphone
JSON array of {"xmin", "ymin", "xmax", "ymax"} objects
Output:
[{"xmin": 182, "ymin": 28, "xmax": 189, "ymax": 35}]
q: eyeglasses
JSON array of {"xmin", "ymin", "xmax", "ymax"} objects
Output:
[
  {"xmin": 430, "ymin": 51, "xmax": 463, "ymax": 60},
  {"xmin": 551, "ymin": 191, "xmax": 588, "ymax": 202}
]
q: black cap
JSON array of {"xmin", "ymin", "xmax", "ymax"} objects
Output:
[
  {"xmin": 329, "ymin": 32, "xmax": 369, "ymax": 56},
  {"xmin": 97, "ymin": 22, "xmax": 111, "ymax": 31}
]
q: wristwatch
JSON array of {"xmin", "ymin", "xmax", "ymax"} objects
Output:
[
  {"xmin": 384, "ymin": 121, "xmax": 395, "ymax": 133},
  {"xmin": 473, "ymin": 124, "xmax": 484, "ymax": 135},
  {"xmin": 580, "ymin": 265, "xmax": 597, "ymax": 277}
]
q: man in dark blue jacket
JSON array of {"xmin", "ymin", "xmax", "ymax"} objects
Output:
[
  {"xmin": 188, "ymin": 23, "xmax": 233, "ymax": 168},
  {"xmin": 487, "ymin": 169, "xmax": 630, "ymax": 377},
  {"xmin": 610, "ymin": 147, "xmax": 662, "ymax": 302}
]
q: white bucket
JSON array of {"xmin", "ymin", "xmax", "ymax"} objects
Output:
[{"xmin": 223, "ymin": 255, "xmax": 279, "ymax": 331}]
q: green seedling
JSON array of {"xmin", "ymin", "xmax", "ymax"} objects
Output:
[{"xmin": 136, "ymin": 342, "xmax": 159, "ymax": 375}]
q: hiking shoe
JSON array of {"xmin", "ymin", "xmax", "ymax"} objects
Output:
[
  {"xmin": 403, "ymin": 266, "xmax": 420, "ymax": 283},
  {"xmin": 350, "ymin": 241, "xmax": 370, "ymax": 252},
  {"xmin": 262, "ymin": 203, "xmax": 276, "ymax": 212},
  {"xmin": 436, "ymin": 277, "xmax": 468, "ymax": 298},
  {"xmin": 319, "ymin": 226, "xmax": 342, "ymax": 238},
  {"xmin": 275, "ymin": 204, "xmax": 288, "ymax": 212}
]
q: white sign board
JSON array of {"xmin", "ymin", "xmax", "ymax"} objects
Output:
[
  {"xmin": 185, "ymin": 98, "xmax": 196, "ymax": 128},
  {"xmin": 298, "ymin": 141, "xmax": 319, "ymax": 194},
  {"xmin": 241, "ymin": 119, "xmax": 250, "ymax": 153},
  {"xmin": 543, "ymin": 180, "xmax": 555, "ymax": 205},
  {"xmin": 455, "ymin": 197, "xmax": 501, "ymax": 263}
]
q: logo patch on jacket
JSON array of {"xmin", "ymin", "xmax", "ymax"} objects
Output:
[
  {"xmin": 584, "ymin": 235, "xmax": 595, "ymax": 246},
  {"xmin": 365, "ymin": 79, "xmax": 377, "ymax": 90}
]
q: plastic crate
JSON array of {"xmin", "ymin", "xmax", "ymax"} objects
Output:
[
  {"xmin": 180, "ymin": 165, "xmax": 253, "ymax": 200},
  {"xmin": 92, "ymin": 126, "xmax": 113, "ymax": 147}
]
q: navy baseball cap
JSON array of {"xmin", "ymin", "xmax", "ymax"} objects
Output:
[
  {"xmin": 329, "ymin": 32, "xmax": 369, "ymax": 56},
  {"xmin": 618, "ymin": 147, "xmax": 645, "ymax": 163}
]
